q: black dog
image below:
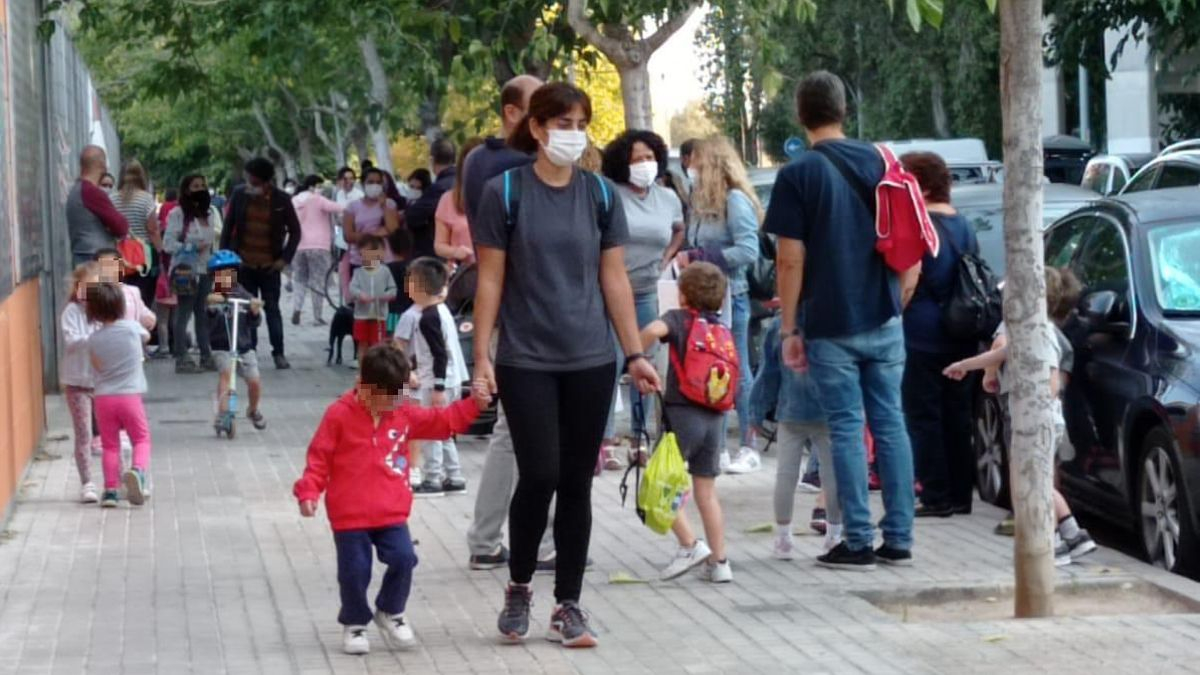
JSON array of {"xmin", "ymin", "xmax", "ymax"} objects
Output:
[{"xmin": 327, "ymin": 306, "xmax": 356, "ymax": 365}]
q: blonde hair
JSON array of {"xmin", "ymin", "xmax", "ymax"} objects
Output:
[
  {"xmin": 690, "ymin": 136, "xmax": 764, "ymax": 224},
  {"xmin": 118, "ymin": 159, "xmax": 149, "ymax": 203},
  {"xmin": 67, "ymin": 261, "xmax": 99, "ymax": 304},
  {"xmin": 579, "ymin": 140, "xmax": 602, "ymax": 173}
]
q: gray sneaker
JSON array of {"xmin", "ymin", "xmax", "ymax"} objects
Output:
[
  {"xmin": 498, "ymin": 583, "xmax": 533, "ymax": 643},
  {"xmin": 546, "ymin": 601, "xmax": 598, "ymax": 648}
]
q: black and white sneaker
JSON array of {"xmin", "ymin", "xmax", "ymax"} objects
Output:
[
  {"xmin": 442, "ymin": 479, "xmax": 468, "ymax": 495},
  {"xmin": 816, "ymin": 542, "xmax": 877, "ymax": 571},
  {"xmin": 875, "ymin": 545, "xmax": 914, "ymax": 567},
  {"xmin": 413, "ymin": 480, "xmax": 445, "ymax": 498},
  {"xmin": 470, "ymin": 546, "xmax": 510, "ymax": 570},
  {"xmin": 498, "ymin": 583, "xmax": 533, "ymax": 643},
  {"xmin": 1066, "ymin": 530, "xmax": 1097, "ymax": 559}
]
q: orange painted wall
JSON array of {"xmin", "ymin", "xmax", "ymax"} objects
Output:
[{"xmin": 0, "ymin": 280, "xmax": 45, "ymax": 516}]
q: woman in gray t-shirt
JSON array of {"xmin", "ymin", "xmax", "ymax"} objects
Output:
[
  {"xmin": 598, "ymin": 131, "xmax": 684, "ymax": 455},
  {"xmin": 470, "ymin": 83, "xmax": 660, "ymax": 647}
]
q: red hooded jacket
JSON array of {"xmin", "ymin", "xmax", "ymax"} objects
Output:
[{"xmin": 293, "ymin": 390, "xmax": 479, "ymax": 532}]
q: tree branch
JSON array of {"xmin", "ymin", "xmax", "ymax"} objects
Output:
[
  {"xmin": 645, "ymin": 3, "xmax": 701, "ymax": 53},
  {"xmin": 252, "ymin": 101, "xmax": 287, "ymax": 158},
  {"xmin": 566, "ymin": 0, "xmax": 624, "ymax": 59}
]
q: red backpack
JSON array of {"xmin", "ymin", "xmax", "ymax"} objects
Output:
[
  {"xmin": 815, "ymin": 143, "xmax": 940, "ymax": 272},
  {"xmin": 668, "ymin": 310, "xmax": 739, "ymax": 412}
]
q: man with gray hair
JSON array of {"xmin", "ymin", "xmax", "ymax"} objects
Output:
[{"xmin": 67, "ymin": 145, "xmax": 129, "ymax": 264}]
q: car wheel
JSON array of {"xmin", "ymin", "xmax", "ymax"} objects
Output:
[
  {"xmin": 1138, "ymin": 427, "xmax": 1197, "ymax": 574},
  {"xmin": 974, "ymin": 392, "xmax": 1010, "ymax": 508}
]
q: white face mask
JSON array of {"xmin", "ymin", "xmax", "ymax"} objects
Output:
[
  {"xmin": 364, "ymin": 183, "xmax": 384, "ymax": 199},
  {"xmin": 543, "ymin": 129, "xmax": 588, "ymax": 167},
  {"xmin": 628, "ymin": 161, "xmax": 658, "ymax": 189}
]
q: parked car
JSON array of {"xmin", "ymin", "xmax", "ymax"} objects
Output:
[
  {"xmin": 1081, "ymin": 153, "xmax": 1156, "ymax": 195},
  {"xmin": 974, "ymin": 187, "xmax": 1200, "ymax": 577},
  {"xmin": 1044, "ymin": 134, "xmax": 1095, "ymax": 185},
  {"xmin": 952, "ymin": 182, "xmax": 1098, "ymax": 276},
  {"xmin": 885, "ymin": 138, "xmax": 1003, "ymax": 184},
  {"xmin": 1121, "ymin": 149, "xmax": 1200, "ymax": 194}
]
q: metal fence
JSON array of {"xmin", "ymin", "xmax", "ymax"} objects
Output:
[{"xmin": 0, "ymin": 0, "xmax": 119, "ymax": 388}]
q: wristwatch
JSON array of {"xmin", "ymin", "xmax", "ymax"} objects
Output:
[{"xmin": 623, "ymin": 353, "xmax": 648, "ymax": 372}]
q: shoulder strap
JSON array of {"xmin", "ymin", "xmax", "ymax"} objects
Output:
[
  {"xmin": 584, "ymin": 170, "xmax": 612, "ymax": 231},
  {"xmin": 812, "ymin": 144, "xmax": 876, "ymax": 216},
  {"xmin": 502, "ymin": 167, "xmax": 522, "ymax": 236}
]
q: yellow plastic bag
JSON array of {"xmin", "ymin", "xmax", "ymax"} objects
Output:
[{"xmin": 637, "ymin": 431, "xmax": 692, "ymax": 535}]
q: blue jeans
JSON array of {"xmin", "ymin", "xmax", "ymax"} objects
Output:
[
  {"xmin": 807, "ymin": 318, "xmax": 914, "ymax": 551},
  {"xmin": 605, "ymin": 290, "xmax": 659, "ymax": 439},
  {"xmin": 333, "ymin": 525, "xmax": 417, "ymax": 625},
  {"xmin": 724, "ymin": 292, "xmax": 755, "ymax": 447}
]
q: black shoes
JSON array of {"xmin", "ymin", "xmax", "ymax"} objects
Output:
[
  {"xmin": 273, "ymin": 354, "xmax": 291, "ymax": 370},
  {"xmin": 915, "ymin": 503, "xmax": 955, "ymax": 518},
  {"xmin": 875, "ymin": 545, "xmax": 914, "ymax": 567},
  {"xmin": 816, "ymin": 542, "xmax": 877, "ymax": 571},
  {"xmin": 470, "ymin": 546, "xmax": 510, "ymax": 570}
]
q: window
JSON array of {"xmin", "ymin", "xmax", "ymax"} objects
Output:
[
  {"xmin": 1111, "ymin": 167, "xmax": 1128, "ymax": 193},
  {"xmin": 1082, "ymin": 162, "xmax": 1111, "ymax": 194},
  {"xmin": 1148, "ymin": 222, "xmax": 1200, "ymax": 313},
  {"xmin": 1123, "ymin": 166, "xmax": 1160, "ymax": 194},
  {"xmin": 1155, "ymin": 163, "xmax": 1200, "ymax": 189},
  {"xmin": 1044, "ymin": 217, "xmax": 1094, "ymax": 268},
  {"xmin": 1072, "ymin": 221, "xmax": 1132, "ymax": 322}
]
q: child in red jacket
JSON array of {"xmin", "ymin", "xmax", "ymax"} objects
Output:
[{"xmin": 294, "ymin": 344, "xmax": 490, "ymax": 655}]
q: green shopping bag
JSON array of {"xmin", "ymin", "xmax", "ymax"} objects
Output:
[{"xmin": 625, "ymin": 430, "xmax": 692, "ymax": 535}]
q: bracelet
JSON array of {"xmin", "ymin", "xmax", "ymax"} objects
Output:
[{"xmin": 623, "ymin": 353, "xmax": 647, "ymax": 372}]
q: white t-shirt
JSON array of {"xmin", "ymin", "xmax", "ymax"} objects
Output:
[
  {"xmin": 89, "ymin": 320, "xmax": 150, "ymax": 396},
  {"xmin": 60, "ymin": 302, "xmax": 98, "ymax": 388}
]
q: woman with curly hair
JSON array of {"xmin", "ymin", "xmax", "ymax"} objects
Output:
[
  {"xmin": 679, "ymin": 136, "xmax": 763, "ymax": 474},
  {"xmin": 597, "ymin": 130, "xmax": 685, "ymax": 466}
]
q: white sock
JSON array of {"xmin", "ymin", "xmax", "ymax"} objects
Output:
[
  {"xmin": 1058, "ymin": 515, "xmax": 1080, "ymax": 540},
  {"xmin": 775, "ymin": 523, "xmax": 793, "ymax": 538}
]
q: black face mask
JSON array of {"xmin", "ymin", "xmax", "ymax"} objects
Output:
[{"xmin": 189, "ymin": 190, "xmax": 211, "ymax": 215}]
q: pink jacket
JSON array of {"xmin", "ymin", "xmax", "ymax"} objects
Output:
[{"xmin": 292, "ymin": 191, "xmax": 343, "ymax": 252}]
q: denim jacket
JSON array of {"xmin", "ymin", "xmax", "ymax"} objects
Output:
[
  {"xmin": 750, "ymin": 316, "xmax": 826, "ymax": 426},
  {"xmin": 686, "ymin": 189, "xmax": 759, "ymax": 297}
]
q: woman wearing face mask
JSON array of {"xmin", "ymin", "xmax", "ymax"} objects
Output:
[
  {"xmin": 596, "ymin": 130, "xmax": 685, "ymax": 467},
  {"xmin": 679, "ymin": 136, "xmax": 763, "ymax": 474},
  {"xmin": 343, "ymin": 167, "xmax": 400, "ymax": 277},
  {"xmin": 471, "ymin": 82, "xmax": 660, "ymax": 649},
  {"xmin": 162, "ymin": 174, "xmax": 222, "ymax": 374}
]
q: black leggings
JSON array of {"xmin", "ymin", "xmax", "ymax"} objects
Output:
[{"xmin": 498, "ymin": 362, "xmax": 616, "ymax": 603}]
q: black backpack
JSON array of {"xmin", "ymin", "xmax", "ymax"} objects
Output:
[
  {"xmin": 935, "ymin": 219, "xmax": 1002, "ymax": 341},
  {"xmin": 746, "ymin": 231, "xmax": 777, "ymax": 302}
]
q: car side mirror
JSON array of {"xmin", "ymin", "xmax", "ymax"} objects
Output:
[{"xmin": 1079, "ymin": 290, "xmax": 1128, "ymax": 334}]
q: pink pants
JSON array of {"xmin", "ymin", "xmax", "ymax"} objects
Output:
[
  {"xmin": 94, "ymin": 394, "xmax": 151, "ymax": 490},
  {"xmin": 64, "ymin": 386, "xmax": 94, "ymax": 485}
]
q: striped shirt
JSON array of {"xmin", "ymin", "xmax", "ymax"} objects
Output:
[{"xmin": 114, "ymin": 190, "xmax": 157, "ymax": 240}]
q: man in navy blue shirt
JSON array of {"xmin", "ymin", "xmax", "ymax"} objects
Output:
[{"xmin": 763, "ymin": 70, "xmax": 919, "ymax": 571}]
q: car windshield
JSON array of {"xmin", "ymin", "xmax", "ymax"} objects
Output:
[{"xmin": 1148, "ymin": 222, "xmax": 1200, "ymax": 313}]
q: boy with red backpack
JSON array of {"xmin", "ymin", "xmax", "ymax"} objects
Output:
[{"xmin": 640, "ymin": 262, "xmax": 738, "ymax": 584}]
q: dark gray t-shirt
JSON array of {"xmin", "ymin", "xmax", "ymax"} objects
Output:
[{"xmin": 472, "ymin": 165, "xmax": 629, "ymax": 371}]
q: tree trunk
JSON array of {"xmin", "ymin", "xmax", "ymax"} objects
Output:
[
  {"xmin": 419, "ymin": 93, "xmax": 442, "ymax": 144},
  {"xmin": 252, "ymin": 101, "xmax": 298, "ymax": 182},
  {"xmin": 1000, "ymin": 0, "xmax": 1055, "ymax": 620},
  {"xmin": 618, "ymin": 60, "xmax": 654, "ymax": 130},
  {"xmin": 358, "ymin": 34, "xmax": 395, "ymax": 175},
  {"xmin": 931, "ymin": 72, "xmax": 951, "ymax": 139},
  {"xmin": 352, "ymin": 126, "xmax": 370, "ymax": 168}
]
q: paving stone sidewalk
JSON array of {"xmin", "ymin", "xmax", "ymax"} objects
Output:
[{"xmin": 3, "ymin": 318, "xmax": 1200, "ymax": 675}]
